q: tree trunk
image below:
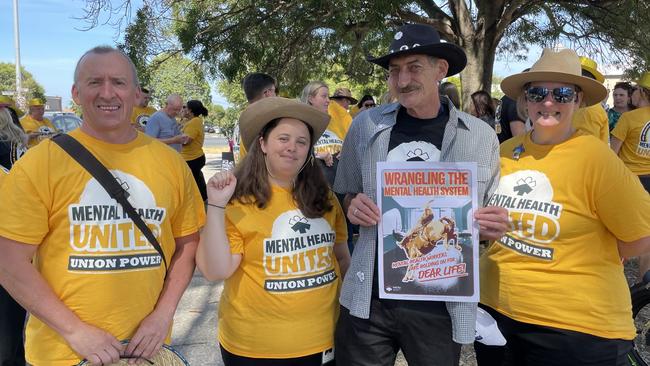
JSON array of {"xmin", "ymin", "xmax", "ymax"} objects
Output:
[{"xmin": 458, "ymin": 39, "xmax": 498, "ymax": 113}]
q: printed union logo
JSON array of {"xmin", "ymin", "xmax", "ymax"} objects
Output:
[
  {"xmin": 406, "ymin": 148, "xmax": 430, "ymax": 162},
  {"xmin": 513, "ymin": 176, "xmax": 536, "ymax": 196},
  {"xmin": 289, "ymin": 215, "xmax": 310, "ymax": 234}
]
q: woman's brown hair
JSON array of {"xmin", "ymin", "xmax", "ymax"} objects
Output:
[{"xmin": 231, "ymin": 118, "xmax": 333, "ymax": 218}]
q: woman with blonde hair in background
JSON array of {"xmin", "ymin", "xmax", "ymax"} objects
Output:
[{"xmin": 196, "ymin": 97, "xmax": 350, "ymax": 365}]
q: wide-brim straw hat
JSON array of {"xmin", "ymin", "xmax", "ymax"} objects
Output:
[
  {"xmin": 501, "ymin": 48, "xmax": 607, "ymax": 107},
  {"xmin": 367, "ymin": 24, "xmax": 467, "ymax": 77},
  {"xmin": 239, "ymin": 97, "xmax": 330, "ymax": 151},
  {"xmin": 330, "ymin": 87, "xmax": 358, "ymax": 104}
]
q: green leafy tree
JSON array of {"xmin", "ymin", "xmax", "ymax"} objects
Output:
[
  {"xmin": 0, "ymin": 63, "xmax": 46, "ymax": 101},
  {"xmin": 83, "ymin": 1, "xmax": 650, "ymax": 107},
  {"xmin": 147, "ymin": 53, "xmax": 212, "ymax": 108},
  {"xmin": 118, "ymin": 5, "xmax": 154, "ymax": 86}
]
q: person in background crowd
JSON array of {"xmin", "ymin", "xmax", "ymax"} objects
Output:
[
  {"xmin": 608, "ymin": 81, "xmax": 634, "ymax": 131},
  {"xmin": 131, "ymin": 87, "xmax": 157, "ymax": 131},
  {"xmin": 571, "ymin": 56, "xmax": 609, "ymax": 144},
  {"xmin": 145, "ymin": 94, "xmax": 188, "ymax": 152},
  {"xmin": 334, "ymin": 23, "xmax": 508, "ymax": 366},
  {"xmin": 470, "ymin": 90, "xmax": 496, "ymax": 127},
  {"xmin": 237, "ymin": 72, "xmax": 278, "ymax": 159},
  {"xmin": 300, "ymin": 81, "xmax": 340, "ymax": 179},
  {"xmin": 196, "ymin": 97, "xmax": 350, "ymax": 366},
  {"xmin": 181, "ymin": 100, "xmax": 209, "ymax": 202},
  {"xmin": 477, "ymin": 48, "xmax": 650, "ymax": 366},
  {"xmin": 0, "ymin": 45, "xmax": 205, "ymax": 366},
  {"xmin": 0, "ymin": 95, "xmax": 25, "ymax": 128},
  {"xmin": 330, "ymin": 87, "xmax": 358, "ymax": 111},
  {"xmin": 356, "ymin": 95, "xmax": 376, "ymax": 114},
  {"xmin": 496, "ymin": 69, "xmax": 530, "ymax": 144},
  {"xmin": 611, "ymin": 72, "xmax": 650, "ymax": 283},
  {"xmin": 20, "ymin": 98, "xmax": 57, "ymax": 148},
  {"xmin": 439, "ymin": 81, "xmax": 461, "ymax": 109},
  {"xmin": 0, "ymin": 106, "xmax": 27, "ymax": 366}
]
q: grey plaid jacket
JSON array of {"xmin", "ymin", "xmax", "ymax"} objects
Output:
[{"xmin": 333, "ymin": 97, "xmax": 500, "ymax": 344}]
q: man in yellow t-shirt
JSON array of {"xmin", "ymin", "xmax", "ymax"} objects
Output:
[
  {"xmin": 130, "ymin": 87, "xmax": 157, "ymax": 131},
  {"xmin": 20, "ymin": 98, "xmax": 58, "ymax": 148},
  {"xmin": 0, "ymin": 46, "xmax": 205, "ymax": 366},
  {"xmin": 571, "ymin": 56, "xmax": 609, "ymax": 143}
]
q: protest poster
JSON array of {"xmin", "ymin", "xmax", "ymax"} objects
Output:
[{"xmin": 377, "ymin": 161, "xmax": 479, "ymax": 302}]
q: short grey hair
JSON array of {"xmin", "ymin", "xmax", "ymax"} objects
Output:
[
  {"xmin": 166, "ymin": 93, "xmax": 182, "ymax": 106},
  {"xmin": 73, "ymin": 46, "xmax": 139, "ymax": 87}
]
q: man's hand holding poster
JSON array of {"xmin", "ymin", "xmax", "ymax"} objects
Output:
[{"xmin": 377, "ymin": 161, "xmax": 479, "ymax": 302}]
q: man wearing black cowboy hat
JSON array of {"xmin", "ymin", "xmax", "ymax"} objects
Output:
[{"xmin": 333, "ymin": 23, "xmax": 509, "ymax": 365}]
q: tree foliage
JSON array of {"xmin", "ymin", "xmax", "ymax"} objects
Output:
[
  {"xmin": 83, "ymin": 0, "xmax": 650, "ymax": 106},
  {"xmin": 0, "ymin": 63, "xmax": 46, "ymax": 102},
  {"xmin": 118, "ymin": 5, "xmax": 154, "ymax": 86},
  {"xmin": 147, "ymin": 53, "xmax": 212, "ymax": 108}
]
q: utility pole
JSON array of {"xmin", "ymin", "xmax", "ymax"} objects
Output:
[{"xmin": 13, "ymin": 0, "xmax": 24, "ymax": 107}]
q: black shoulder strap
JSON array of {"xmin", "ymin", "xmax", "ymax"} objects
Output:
[{"xmin": 51, "ymin": 134, "xmax": 168, "ymax": 273}]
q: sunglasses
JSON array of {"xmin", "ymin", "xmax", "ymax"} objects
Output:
[
  {"xmin": 363, "ymin": 103, "xmax": 375, "ymax": 108},
  {"xmin": 525, "ymin": 86, "xmax": 577, "ymax": 103}
]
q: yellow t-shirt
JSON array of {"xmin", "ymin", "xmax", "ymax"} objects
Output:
[
  {"xmin": 181, "ymin": 116, "xmax": 205, "ymax": 161},
  {"xmin": 0, "ymin": 129, "xmax": 206, "ymax": 366},
  {"xmin": 20, "ymin": 115, "xmax": 57, "ymax": 148},
  {"xmin": 571, "ymin": 103, "xmax": 609, "ymax": 144},
  {"xmin": 313, "ymin": 102, "xmax": 352, "ymax": 155},
  {"xmin": 238, "ymin": 134, "xmax": 248, "ymax": 161},
  {"xmin": 481, "ymin": 131, "xmax": 650, "ymax": 340},
  {"xmin": 219, "ymin": 186, "xmax": 347, "ymax": 358},
  {"xmin": 611, "ymin": 106, "xmax": 650, "ymax": 175},
  {"xmin": 130, "ymin": 106, "xmax": 157, "ymax": 129}
]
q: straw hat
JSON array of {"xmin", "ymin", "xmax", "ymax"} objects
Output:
[
  {"xmin": 0, "ymin": 95, "xmax": 25, "ymax": 117},
  {"xmin": 239, "ymin": 97, "xmax": 330, "ymax": 151},
  {"xmin": 330, "ymin": 87, "xmax": 358, "ymax": 104},
  {"xmin": 579, "ymin": 56, "xmax": 605, "ymax": 83},
  {"xmin": 367, "ymin": 24, "xmax": 467, "ymax": 77},
  {"xmin": 636, "ymin": 72, "xmax": 650, "ymax": 90},
  {"xmin": 500, "ymin": 48, "xmax": 607, "ymax": 106},
  {"xmin": 28, "ymin": 98, "xmax": 45, "ymax": 107}
]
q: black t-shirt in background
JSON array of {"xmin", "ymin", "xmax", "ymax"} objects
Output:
[{"xmin": 497, "ymin": 95, "xmax": 522, "ymax": 143}]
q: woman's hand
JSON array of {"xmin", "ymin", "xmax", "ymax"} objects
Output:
[
  {"xmin": 316, "ymin": 152, "xmax": 334, "ymax": 167},
  {"xmin": 207, "ymin": 170, "xmax": 237, "ymax": 207}
]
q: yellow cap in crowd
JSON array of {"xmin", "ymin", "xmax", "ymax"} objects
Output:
[
  {"xmin": 28, "ymin": 98, "xmax": 45, "ymax": 107},
  {"xmin": 0, "ymin": 95, "xmax": 25, "ymax": 117},
  {"xmin": 636, "ymin": 72, "xmax": 650, "ymax": 91},
  {"xmin": 579, "ymin": 56, "xmax": 605, "ymax": 83}
]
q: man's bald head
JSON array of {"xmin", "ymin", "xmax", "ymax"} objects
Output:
[{"xmin": 74, "ymin": 46, "xmax": 139, "ymax": 88}]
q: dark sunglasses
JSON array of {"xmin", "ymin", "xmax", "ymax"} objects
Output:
[
  {"xmin": 363, "ymin": 102, "xmax": 375, "ymax": 108},
  {"xmin": 525, "ymin": 86, "xmax": 577, "ymax": 103}
]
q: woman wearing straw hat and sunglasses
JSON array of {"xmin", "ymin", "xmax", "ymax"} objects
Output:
[
  {"xmin": 196, "ymin": 97, "xmax": 350, "ymax": 365},
  {"xmin": 476, "ymin": 48, "xmax": 650, "ymax": 365}
]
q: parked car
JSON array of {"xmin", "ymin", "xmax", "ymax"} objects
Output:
[
  {"xmin": 44, "ymin": 112, "xmax": 82, "ymax": 133},
  {"xmin": 204, "ymin": 125, "xmax": 216, "ymax": 133}
]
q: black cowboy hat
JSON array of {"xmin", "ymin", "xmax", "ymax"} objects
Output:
[{"xmin": 367, "ymin": 24, "xmax": 467, "ymax": 77}]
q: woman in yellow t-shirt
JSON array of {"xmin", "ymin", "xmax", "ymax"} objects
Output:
[
  {"xmin": 181, "ymin": 100, "xmax": 208, "ymax": 201},
  {"xmin": 196, "ymin": 97, "xmax": 350, "ymax": 365},
  {"xmin": 477, "ymin": 48, "xmax": 650, "ymax": 365}
]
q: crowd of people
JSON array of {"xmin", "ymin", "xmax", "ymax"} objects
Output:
[{"xmin": 0, "ymin": 21, "xmax": 649, "ymax": 366}]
